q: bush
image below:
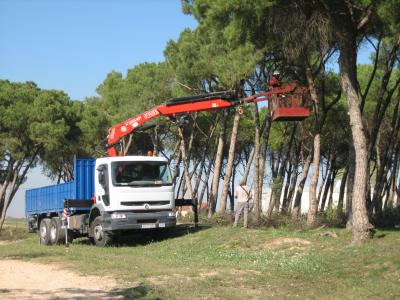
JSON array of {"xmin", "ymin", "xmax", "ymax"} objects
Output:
[
  {"xmin": 371, "ymin": 206, "xmax": 400, "ymax": 228},
  {"xmin": 178, "ymin": 207, "xmax": 352, "ymax": 230},
  {"xmin": 201, "ymin": 212, "xmax": 234, "ymax": 226},
  {"xmin": 318, "ymin": 208, "xmax": 347, "ymax": 228},
  {"xmin": 258, "ymin": 212, "xmax": 306, "ymax": 229}
]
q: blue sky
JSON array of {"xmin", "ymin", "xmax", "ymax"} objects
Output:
[
  {"xmin": 0, "ymin": 0, "xmax": 373, "ymax": 101},
  {"xmin": 2, "ymin": 0, "xmax": 197, "ymax": 217},
  {"xmin": 0, "ymin": 0, "xmax": 197, "ymax": 100}
]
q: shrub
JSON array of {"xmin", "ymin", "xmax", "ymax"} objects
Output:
[
  {"xmin": 371, "ymin": 206, "xmax": 400, "ymax": 228},
  {"xmin": 318, "ymin": 208, "xmax": 347, "ymax": 227}
]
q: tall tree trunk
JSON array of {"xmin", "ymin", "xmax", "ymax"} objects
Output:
[
  {"xmin": 292, "ymin": 151, "xmax": 312, "ymax": 220},
  {"xmin": 181, "ymin": 159, "xmax": 202, "ymax": 198},
  {"xmin": 307, "ymin": 134, "xmax": 320, "ymax": 226},
  {"xmin": 338, "ymin": 165, "xmax": 348, "ymax": 212},
  {"xmin": 267, "ymin": 124, "xmax": 297, "ymax": 216},
  {"xmin": 1, "ymin": 152, "xmax": 38, "ymax": 231},
  {"xmin": 193, "ymin": 122, "xmax": 218, "ymax": 197},
  {"xmin": 177, "ymin": 128, "xmax": 194, "ymax": 200},
  {"xmin": 319, "ymin": 167, "xmax": 332, "ymax": 212},
  {"xmin": 388, "ymin": 144, "xmax": 400, "ymax": 207},
  {"xmin": 267, "ymin": 150, "xmax": 283, "ymax": 217},
  {"xmin": 346, "ymin": 146, "xmax": 355, "ymax": 227},
  {"xmin": 339, "ymin": 37, "xmax": 372, "ymax": 244},
  {"xmin": 0, "ymin": 166, "xmax": 20, "ymax": 228},
  {"xmin": 0, "ymin": 166, "xmax": 14, "ymax": 230},
  {"xmin": 220, "ymin": 110, "xmax": 241, "ymax": 212},
  {"xmin": 199, "ymin": 159, "xmax": 213, "ymax": 208},
  {"xmin": 258, "ymin": 115, "xmax": 272, "ymax": 202},
  {"xmin": 327, "ymin": 169, "xmax": 337, "ymax": 210},
  {"xmin": 208, "ymin": 111, "xmax": 227, "ymax": 217},
  {"xmin": 281, "ymin": 161, "xmax": 293, "ymax": 212},
  {"xmin": 266, "ymin": 182, "xmax": 277, "ymax": 217},
  {"xmin": 371, "ymin": 90, "xmax": 400, "ymax": 212},
  {"xmin": 172, "ymin": 152, "xmax": 182, "ymax": 186},
  {"xmin": 177, "ymin": 176, "xmax": 186, "ymax": 199},
  {"xmin": 229, "ymin": 162, "xmax": 238, "ymax": 212},
  {"xmin": 317, "ymin": 171, "xmax": 328, "ymax": 210},
  {"xmin": 242, "ymin": 148, "xmax": 255, "ymax": 184},
  {"xmin": 193, "ymin": 158, "xmax": 205, "ymax": 197},
  {"xmin": 252, "ymin": 102, "xmax": 261, "ymax": 222},
  {"xmin": 306, "ymin": 66, "xmax": 321, "ymax": 227},
  {"xmin": 285, "ymin": 149, "xmax": 300, "ymax": 213}
]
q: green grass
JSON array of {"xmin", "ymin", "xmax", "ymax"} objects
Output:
[
  {"xmin": 0, "ymin": 218, "xmax": 30, "ymax": 242},
  {"xmin": 0, "ymin": 218, "xmax": 399, "ymax": 299}
]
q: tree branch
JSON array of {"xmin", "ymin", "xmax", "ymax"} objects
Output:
[{"xmin": 357, "ymin": 8, "xmax": 372, "ymax": 32}]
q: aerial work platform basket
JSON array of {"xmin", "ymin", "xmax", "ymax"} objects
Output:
[
  {"xmin": 270, "ymin": 92, "xmax": 310, "ymax": 121},
  {"xmin": 266, "ymin": 82, "xmax": 310, "ymax": 121},
  {"xmin": 237, "ymin": 82, "xmax": 311, "ymax": 122}
]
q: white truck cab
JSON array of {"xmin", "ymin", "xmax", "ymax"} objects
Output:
[{"xmin": 90, "ymin": 156, "xmax": 176, "ymax": 246}]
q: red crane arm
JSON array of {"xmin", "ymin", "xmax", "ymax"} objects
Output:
[
  {"xmin": 107, "ymin": 83, "xmax": 308, "ymax": 156},
  {"xmin": 107, "ymin": 96, "xmax": 234, "ymax": 156}
]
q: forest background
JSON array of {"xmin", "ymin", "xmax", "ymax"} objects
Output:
[{"xmin": 1, "ymin": 0, "xmax": 400, "ymax": 245}]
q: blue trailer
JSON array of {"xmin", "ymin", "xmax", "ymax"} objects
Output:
[{"xmin": 25, "ymin": 158, "xmax": 96, "ymax": 244}]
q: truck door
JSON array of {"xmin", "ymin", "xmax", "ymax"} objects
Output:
[{"xmin": 96, "ymin": 164, "xmax": 110, "ymax": 206}]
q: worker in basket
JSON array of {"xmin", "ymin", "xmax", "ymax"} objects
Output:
[
  {"xmin": 269, "ymin": 70, "xmax": 291, "ymax": 108},
  {"xmin": 268, "ymin": 70, "xmax": 281, "ymax": 89}
]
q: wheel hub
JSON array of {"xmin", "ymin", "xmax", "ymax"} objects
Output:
[
  {"xmin": 94, "ymin": 224, "xmax": 103, "ymax": 241},
  {"xmin": 50, "ymin": 225, "xmax": 57, "ymax": 241},
  {"xmin": 40, "ymin": 225, "xmax": 47, "ymax": 238}
]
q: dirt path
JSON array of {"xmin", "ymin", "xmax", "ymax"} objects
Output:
[{"xmin": 0, "ymin": 259, "xmax": 126, "ymax": 299}]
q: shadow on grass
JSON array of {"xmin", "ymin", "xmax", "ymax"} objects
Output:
[
  {"xmin": 116, "ymin": 285, "xmax": 162, "ymax": 299},
  {"xmin": 4, "ymin": 251, "xmax": 58, "ymax": 260},
  {"xmin": 0, "ymin": 284, "xmax": 162, "ymax": 300},
  {"xmin": 73, "ymin": 224, "xmax": 212, "ymax": 247}
]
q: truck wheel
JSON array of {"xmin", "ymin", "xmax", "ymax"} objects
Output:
[
  {"xmin": 39, "ymin": 218, "xmax": 51, "ymax": 245},
  {"xmin": 49, "ymin": 217, "xmax": 65, "ymax": 245},
  {"xmin": 92, "ymin": 216, "xmax": 113, "ymax": 247}
]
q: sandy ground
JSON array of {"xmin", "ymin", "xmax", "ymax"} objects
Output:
[{"xmin": 0, "ymin": 259, "xmax": 127, "ymax": 299}]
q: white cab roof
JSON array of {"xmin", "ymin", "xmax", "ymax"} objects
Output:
[{"xmin": 96, "ymin": 156, "xmax": 168, "ymax": 165}]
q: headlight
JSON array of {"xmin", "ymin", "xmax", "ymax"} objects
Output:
[
  {"xmin": 168, "ymin": 212, "xmax": 176, "ymax": 217},
  {"xmin": 111, "ymin": 213, "xmax": 127, "ymax": 219}
]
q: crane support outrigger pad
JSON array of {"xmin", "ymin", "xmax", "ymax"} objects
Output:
[{"xmin": 175, "ymin": 198, "xmax": 198, "ymax": 226}]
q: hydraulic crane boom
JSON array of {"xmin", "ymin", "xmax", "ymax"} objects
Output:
[{"xmin": 107, "ymin": 83, "xmax": 309, "ymax": 156}]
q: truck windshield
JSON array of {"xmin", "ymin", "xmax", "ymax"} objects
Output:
[{"xmin": 111, "ymin": 161, "xmax": 172, "ymax": 187}]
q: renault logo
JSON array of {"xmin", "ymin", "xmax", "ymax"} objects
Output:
[{"xmin": 144, "ymin": 203, "xmax": 150, "ymax": 210}]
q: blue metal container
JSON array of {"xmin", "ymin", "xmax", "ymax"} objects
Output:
[{"xmin": 25, "ymin": 158, "xmax": 95, "ymax": 215}]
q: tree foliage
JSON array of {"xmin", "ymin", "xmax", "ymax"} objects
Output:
[{"xmin": 0, "ymin": 80, "xmax": 85, "ymax": 228}]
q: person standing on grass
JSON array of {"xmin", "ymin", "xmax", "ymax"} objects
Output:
[{"xmin": 233, "ymin": 179, "xmax": 253, "ymax": 228}]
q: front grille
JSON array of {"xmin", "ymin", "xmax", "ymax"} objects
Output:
[
  {"xmin": 138, "ymin": 219, "xmax": 158, "ymax": 223},
  {"xmin": 121, "ymin": 201, "xmax": 170, "ymax": 206},
  {"xmin": 124, "ymin": 209, "xmax": 170, "ymax": 213}
]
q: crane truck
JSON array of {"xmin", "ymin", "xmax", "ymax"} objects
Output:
[{"xmin": 25, "ymin": 83, "xmax": 309, "ymax": 246}]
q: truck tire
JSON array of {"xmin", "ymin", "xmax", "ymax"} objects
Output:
[
  {"xmin": 92, "ymin": 216, "xmax": 113, "ymax": 247},
  {"xmin": 49, "ymin": 217, "xmax": 66, "ymax": 245},
  {"xmin": 39, "ymin": 218, "xmax": 51, "ymax": 245}
]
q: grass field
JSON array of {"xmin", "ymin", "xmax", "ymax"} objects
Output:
[{"xmin": 0, "ymin": 218, "xmax": 399, "ymax": 299}]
